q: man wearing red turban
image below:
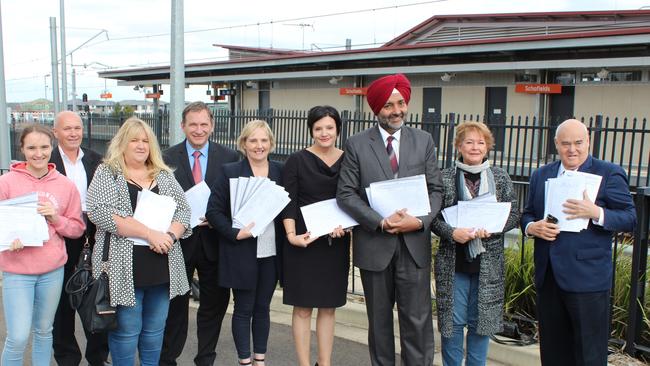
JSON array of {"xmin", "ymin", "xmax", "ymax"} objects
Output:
[{"xmin": 337, "ymin": 74, "xmax": 443, "ymax": 365}]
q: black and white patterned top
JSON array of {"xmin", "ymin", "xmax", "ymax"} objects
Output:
[{"xmin": 86, "ymin": 163, "xmax": 192, "ymax": 307}]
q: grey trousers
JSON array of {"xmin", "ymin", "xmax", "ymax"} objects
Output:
[{"xmin": 360, "ymin": 239, "xmax": 435, "ymax": 366}]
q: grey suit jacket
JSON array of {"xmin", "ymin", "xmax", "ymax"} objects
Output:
[{"xmin": 337, "ymin": 125, "xmax": 443, "ymax": 271}]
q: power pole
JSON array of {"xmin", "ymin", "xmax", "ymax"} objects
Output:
[
  {"xmin": 60, "ymin": 0, "xmax": 68, "ymax": 111},
  {"xmin": 0, "ymin": 2, "xmax": 11, "ymax": 167},
  {"xmin": 169, "ymin": 0, "xmax": 184, "ymax": 145},
  {"xmin": 50, "ymin": 17, "xmax": 60, "ymax": 115}
]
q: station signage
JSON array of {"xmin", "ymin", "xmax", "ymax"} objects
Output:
[
  {"xmin": 515, "ymin": 84, "xmax": 562, "ymax": 94},
  {"xmin": 145, "ymin": 93, "xmax": 161, "ymax": 99},
  {"xmin": 339, "ymin": 87, "xmax": 368, "ymax": 96},
  {"xmin": 100, "ymin": 92, "xmax": 112, "ymax": 99}
]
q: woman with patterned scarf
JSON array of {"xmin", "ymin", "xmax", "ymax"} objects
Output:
[{"xmin": 432, "ymin": 121, "xmax": 520, "ymax": 366}]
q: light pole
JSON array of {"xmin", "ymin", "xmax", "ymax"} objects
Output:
[{"xmin": 66, "ymin": 29, "xmax": 108, "ymax": 111}]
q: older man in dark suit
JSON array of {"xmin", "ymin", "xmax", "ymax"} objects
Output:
[
  {"xmin": 161, "ymin": 101, "xmax": 240, "ymax": 366},
  {"xmin": 337, "ymin": 74, "xmax": 443, "ymax": 366},
  {"xmin": 50, "ymin": 111, "xmax": 109, "ymax": 366},
  {"xmin": 521, "ymin": 119, "xmax": 636, "ymax": 365}
]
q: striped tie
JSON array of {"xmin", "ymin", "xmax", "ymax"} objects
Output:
[{"xmin": 386, "ymin": 136, "xmax": 398, "ymax": 178}]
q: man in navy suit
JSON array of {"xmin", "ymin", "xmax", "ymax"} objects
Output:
[
  {"xmin": 521, "ymin": 119, "xmax": 636, "ymax": 365},
  {"xmin": 50, "ymin": 111, "xmax": 109, "ymax": 366},
  {"xmin": 161, "ymin": 102, "xmax": 240, "ymax": 366}
]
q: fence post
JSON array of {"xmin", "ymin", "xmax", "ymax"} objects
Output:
[
  {"xmin": 445, "ymin": 113, "xmax": 456, "ymax": 168},
  {"xmin": 340, "ymin": 110, "xmax": 350, "ymax": 148},
  {"xmin": 592, "ymin": 115, "xmax": 603, "ymax": 160},
  {"xmin": 624, "ymin": 186, "xmax": 650, "ymax": 356}
]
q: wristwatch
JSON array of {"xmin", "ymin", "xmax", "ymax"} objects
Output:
[{"xmin": 166, "ymin": 231, "xmax": 178, "ymax": 243}]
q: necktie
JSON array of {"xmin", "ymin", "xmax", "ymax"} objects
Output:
[
  {"xmin": 386, "ymin": 136, "xmax": 398, "ymax": 178},
  {"xmin": 192, "ymin": 150, "xmax": 202, "ymax": 184}
]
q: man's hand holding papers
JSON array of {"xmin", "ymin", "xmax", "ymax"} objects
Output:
[{"xmin": 563, "ymin": 190, "xmax": 601, "ymax": 221}]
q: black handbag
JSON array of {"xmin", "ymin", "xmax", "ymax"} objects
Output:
[{"xmin": 65, "ymin": 232, "xmax": 117, "ymax": 333}]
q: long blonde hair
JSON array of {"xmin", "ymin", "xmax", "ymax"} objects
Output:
[{"xmin": 104, "ymin": 117, "xmax": 171, "ymax": 178}]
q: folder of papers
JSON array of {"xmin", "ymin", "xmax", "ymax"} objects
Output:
[
  {"xmin": 0, "ymin": 192, "xmax": 49, "ymax": 250},
  {"xmin": 300, "ymin": 198, "xmax": 358, "ymax": 238},
  {"xmin": 544, "ymin": 171, "xmax": 602, "ymax": 232},
  {"xmin": 441, "ymin": 193, "xmax": 511, "ymax": 233},
  {"xmin": 365, "ymin": 175, "xmax": 431, "ymax": 218},
  {"xmin": 230, "ymin": 177, "xmax": 290, "ymax": 238}
]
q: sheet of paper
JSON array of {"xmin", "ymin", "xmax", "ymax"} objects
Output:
[
  {"xmin": 545, "ymin": 175, "xmax": 587, "ymax": 232},
  {"xmin": 0, "ymin": 192, "xmax": 39, "ymax": 207},
  {"xmin": 441, "ymin": 205, "xmax": 458, "ymax": 227},
  {"xmin": 457, "ymin": 201, "xmax": 512, "ymax": 233},
  {"xmin": 564, "ymin": 170, "xmax": 602, "ymax": 202},
  {"xmin": 233, "ymin": 182, "xmax": 290, "ymax": 237},
  {"xmin": 300, "ymin": 198, "xmax": 359, "ymax": 238},
  {"xmin": 367, "ymin": 175, "xmax": 431, "ymax": 218},
  {"xmin": 229, "ymin": 178, "xmax": 237, "ymax": 218},
  {"xmin": 129, "ymin": 189, "xmax": 177, "ymax": 246},
  {"xmin": 185, "ymin": 180, "xmax": 211, "ymax": 228},
  {"xmin": 231, "ymin": 177, "xmax": 249, "ymax": 218},
  {"xmin": 0, "ymin": 206, "xmax": 49, "ymax": 246}
]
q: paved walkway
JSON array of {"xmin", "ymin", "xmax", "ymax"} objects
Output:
[{"xmin": 0, "ymin": 287, "xmax": 541, "ymax": 365}]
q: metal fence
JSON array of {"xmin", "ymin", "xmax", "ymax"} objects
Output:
[{"xmin": 6, "ymin": 109, "xmax": 650, "ymax": 357}]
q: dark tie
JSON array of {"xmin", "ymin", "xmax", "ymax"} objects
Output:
[
  {"xmin": 192, "ymin": 150, "xmax": 202, "ymax": 184},
  {"xmin": 386, "ymin": 136, "xmax": 398, "ymax": 178}
]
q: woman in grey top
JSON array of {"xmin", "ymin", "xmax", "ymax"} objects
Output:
[
  {"xmin": 86, "ymin": 117, "xmax": 191, "ymax": 366},
  {"xmin": 432, "ymin": 121, "xmax": 520, "ymax": 366}
]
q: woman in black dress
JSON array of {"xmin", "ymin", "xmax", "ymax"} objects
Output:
[{"xmin": 282, "ymin": 106, "xmax": 350, "ymax": 366}]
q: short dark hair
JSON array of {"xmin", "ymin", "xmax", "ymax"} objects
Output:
[
  {"xmin": 20, "ymin": 124, "xmax": 54, "ymax": 147},
  {"xmin": 182, "ymin": 101, "xmax": 213, "ymax": 125},
  {"xmin": 307, "ymin": 105, "xmax": 342, "ymax": 137}
]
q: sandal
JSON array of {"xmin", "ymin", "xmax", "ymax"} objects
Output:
[
  {"xmin": 239, "ymin": 360, "xmax": 252, "ymax": 365},
  {"xmin": 253, "ymin": 357, "xmax": 265, "ymax": 366}
]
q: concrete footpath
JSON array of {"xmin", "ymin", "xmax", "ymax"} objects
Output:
[{"xmin": 0, "ymin": 287, "xmax": 541, "ymax": 365}]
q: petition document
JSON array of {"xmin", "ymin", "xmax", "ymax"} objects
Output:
[
  {"xmin": 545, "ymin": 174, "xmax": 587, "ymax": 232},
  {"xmin": 366, "ymin": 175, "xmax": 431, "ymax": 218},
  {"xmin": 185, "ymin": 181, "xmax": 211, "ymax": 228},
  {"xmin": 300, "ymin": 198, "xmax": 358, "ymax": 238},
  {"xmin": 230, "ymin": 177, "xmax": 290, "ymax": 238},
  {"xmin": 130, "ymin": 189, "xmax": 177, "ymax": 246},
  {"xmin": 0, "ymin": 193, "xmax": 49, "ymax": 249}
]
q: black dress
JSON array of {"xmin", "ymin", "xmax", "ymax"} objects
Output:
[{"xmin": 282, "ymin": 149, "xmax": 350, "ymax": 308}]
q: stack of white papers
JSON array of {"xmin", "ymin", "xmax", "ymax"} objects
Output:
[
  {"xmin": 365, "ymin": 175, "xmax": 431, "ymax": 217},
  {"xmin": 230, "ymin": 177, "xmax": 290, "ymax": 238},
  {"xmin": 0, "ymin": 192, "xmax": 49, "ymax": 250},
  {"xmin": 185, "ymin": 181, "xmax": 211, "ymax": 228},
  {"xmin": 441, "ymin": 193, "xmax": 511, "ymax": 233},
  {"xmin": 129, "ymin": 189, "xmax": 178, "ymax": 246},
  {"xmin": 544, "ymin": 171, "xmax": 602, "ymax": 232},
  {"xmin": 300, "ymin": 198, "xmax": 358, "ymax": 238}
]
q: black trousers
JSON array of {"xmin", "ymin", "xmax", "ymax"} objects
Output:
[
  {"xmin": 160, "ymin": 243, "xmax": 230, "ymax": 366},
  {"xmin": 52, "ymin": 261, "xmax": 109, "ymax": 366},
  {"xmin": 537, "ymin": 265, "xmax": 609, "ymax": 366},
  {"xmin": 360, "ymin": 238, "xmax": 435, "ymax": 366}
]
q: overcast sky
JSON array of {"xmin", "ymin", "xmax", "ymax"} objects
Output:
[{"xmin": 2, "ymin": 0, "xmax": 648, "ymax": 103}]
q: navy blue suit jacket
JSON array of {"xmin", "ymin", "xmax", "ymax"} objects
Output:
[
  {"xmin": 521, "ymin": 155, "xmax": 636, "ymax": 292},
  {"xmin": 205, "ymin": 159, "xmax": 285, "ymax": 290},
  {"xmin": 163, "ymin": 140, "xmax": 240, "ymax": 263}
]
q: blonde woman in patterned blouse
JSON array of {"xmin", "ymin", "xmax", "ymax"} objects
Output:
[{"xmin": 86, "ymin": 117, "xmax": 191, "ymax": 366}]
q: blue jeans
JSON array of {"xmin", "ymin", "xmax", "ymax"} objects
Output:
[
  {"xmin": 441, "ymin": 272, "xmax": 490, "ymax": 366},
  {"xmin": 109, "ymin": 284, "xmax": 170, "ymax": 366},
  {"xmin": 231, "ymin": 256, "xmax": 277, "ymax": 360},
  {"xmin": 1, "ymin": 266, "xmax": 64, "ymax": 366}
]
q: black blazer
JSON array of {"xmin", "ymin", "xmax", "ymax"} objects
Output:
[
  {"xmin": 205, "ymin": 159, "xmax": 285, "ymax": 290},
  {"xmin": 163, "ymin": 140, "xmax": 240, "ymax": 262},
  {"xmin": 49, "ymin": 146, "xmax": 102, "ymax": 263}
]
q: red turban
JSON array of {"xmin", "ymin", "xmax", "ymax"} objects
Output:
[{"xmin": 366, "ymin": 74, "xmax": 411, "ymax": 115}]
